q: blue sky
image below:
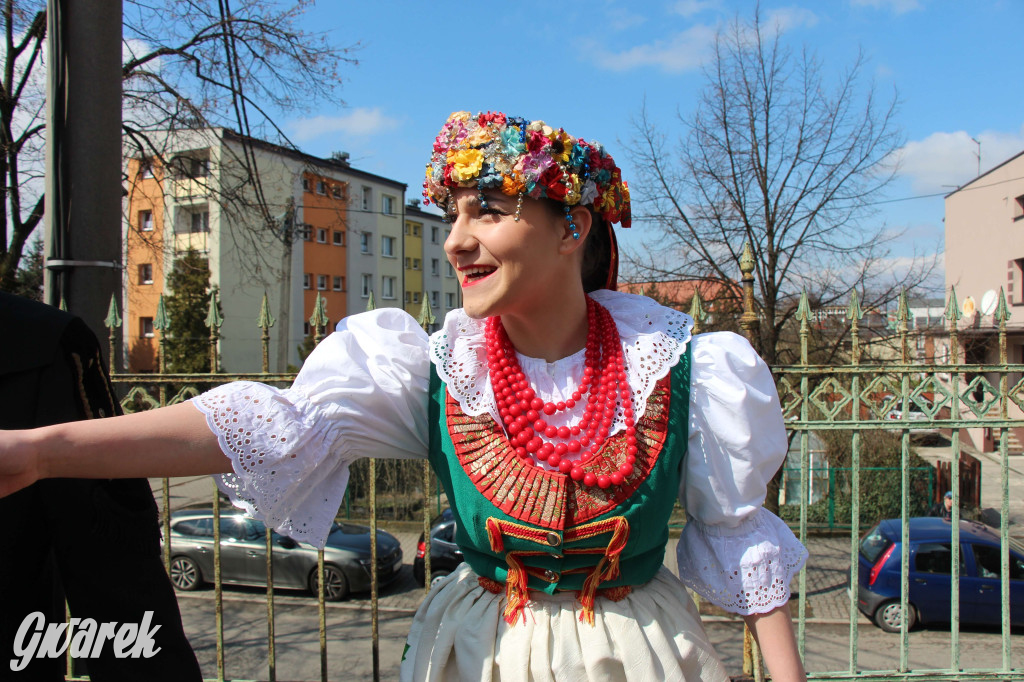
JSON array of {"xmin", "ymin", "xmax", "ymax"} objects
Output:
[{"xmin": 282, "ymin": 0, "xmax": 1024, "ymax": 276}]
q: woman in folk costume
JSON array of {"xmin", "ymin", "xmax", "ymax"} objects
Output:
[{"xmin": 0, "ymin": 111, "xmax": 808, "ymax": 681}]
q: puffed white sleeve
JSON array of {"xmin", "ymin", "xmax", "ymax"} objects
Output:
[
  {"xmin": 190, "ymin": 308, "xmax": 430, "ymax": 548},
  {"xmin": 675, "ymin": 332, "xmax": 808, "ymax": 615}
]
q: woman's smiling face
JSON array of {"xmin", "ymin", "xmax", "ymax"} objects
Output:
[{"xmin": 443, "ymin": 188, "xmax": 575, "ymax": 322}]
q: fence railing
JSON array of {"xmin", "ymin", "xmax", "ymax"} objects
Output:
[{"xmin": 85, "ymin": 255, "xmax": 1024, "ymax": 681}]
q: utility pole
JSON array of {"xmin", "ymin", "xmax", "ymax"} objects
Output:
[{"xmin": 44, "ymin": 0, "xmax": 123, "ymax": 364}]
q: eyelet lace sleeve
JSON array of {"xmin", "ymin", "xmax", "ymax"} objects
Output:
[
  {"xmin": 191, "ymin": 308, "xmax": 430, "ymax": 548},
  {"xmin": 676, "ymin": 332, "xmax": 808, "ymax": 615}
]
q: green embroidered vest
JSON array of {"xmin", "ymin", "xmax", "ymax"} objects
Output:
[{"xmin": 426, "ymin": 347, "xmax": 691, "ymax": 609}]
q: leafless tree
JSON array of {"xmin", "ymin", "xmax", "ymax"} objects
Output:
[
  {"xmin": 627, "ymin": 9, "xmax": 937, "ymax": 366},
  {"xmin": 1, "ymin": 0, "xmax": 357, "ymax": 290}
]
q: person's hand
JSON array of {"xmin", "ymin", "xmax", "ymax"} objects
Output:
[{"xmin": 0, "ymin": 429, "xmax": 43, "ymax": 498}]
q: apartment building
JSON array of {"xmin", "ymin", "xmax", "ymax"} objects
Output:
[
  {"xmin": 123, "ymin": 128, "xmax": 406, "ymax": 373},
  {"xmin": 404, "ymin": 202, "xmax": 460, "ymax": 332}
]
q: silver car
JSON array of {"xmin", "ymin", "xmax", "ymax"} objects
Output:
[{"xmin": 162, "ymin": 509, "xmax": 403, "ymax": 600}]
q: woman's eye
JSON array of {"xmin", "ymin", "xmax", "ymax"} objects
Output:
[{"xmin": 480, "ymin": 207, "xmax": 505, "ymax": 217}]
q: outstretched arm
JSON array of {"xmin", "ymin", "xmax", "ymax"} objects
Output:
[
  {"xmin": 0, "ymin": 402, "xmax": 229, "ymax": 498},
  {"xmin": 744, "ymin": 602, "xmax": 807, "ymax": 682}
]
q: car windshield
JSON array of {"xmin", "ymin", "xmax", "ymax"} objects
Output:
[{"xmin": 860, "ymin": 526, "xmax": 891, "ymax": 563}]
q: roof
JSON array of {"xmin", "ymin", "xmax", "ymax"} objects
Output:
[
  {"xmin": 944, "ymin": 148, "xmax": 1024, "ymax": 198},
  {"xmin": 618, "ymin": 279, "xmax": 741, "ymax": 308},
  {"xmin": 219, "ymin": 128, "xmax": 408, "ymax": 191}
]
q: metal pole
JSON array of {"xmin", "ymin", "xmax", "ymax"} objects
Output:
[{"xmin": 44, "ymin": 0, "xmax": 123, "ymax": 358}]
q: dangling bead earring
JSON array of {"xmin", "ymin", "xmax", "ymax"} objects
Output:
[
  {"xmin": 478, "ymin": 185, "xmax": 489, "ymax": 210},
  {"xmin": 514, "ymin": 192, "xmax": 523, "ymax": 222},
  {"xmin": 565, "ymin": 205, "xmax": 580, "ymax": 240}
]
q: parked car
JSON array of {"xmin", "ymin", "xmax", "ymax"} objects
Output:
[
  {"xmin": 413, "ymin": 508, "xmax": 464, "ymax": 588},
  {"xmin": 162, "ymin": 509, "xmax": 403, "ymax": 600},
  {"xmin": 855, "ymin": 517, "xmax": 1024, "ymax": 632}
]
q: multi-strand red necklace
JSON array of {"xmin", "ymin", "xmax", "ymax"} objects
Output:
[{"xmin": 485, "ymin": 296, "xmax": 638, "ymax": 489}]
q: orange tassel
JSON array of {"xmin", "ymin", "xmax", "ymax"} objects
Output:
[
  {"xmin": 486, "ymin": 518, "xmax": 504, "ymax": 553},
  {"xmin": 502, "ymin": 553, "xmax": 530, "ymax": 625}
]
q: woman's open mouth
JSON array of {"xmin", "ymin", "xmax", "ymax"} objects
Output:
[{"xmin": 461, "ymin": 266, "xmax": 497, "ymax": 287}]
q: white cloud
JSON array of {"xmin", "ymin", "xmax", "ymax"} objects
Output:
[
  {"xmin": 670, "ymin": 0, "xmax": 720, "ymax": 17},
  {"xmin": 289, "ymin": 108, "xmax": 400, "ymax": 142},
  {"xmin": 765, "ymin": 6, "xmax": 819, "ymax": 32},
  {"xmin": 896, "ymin": 126, "xmax": 1024, "ymax": 193},
  {"xmin": 605, "ymin": 6, "xmax": 647, "ymax": 31},
  {"xmin": 850, "ymin": 0, "xmax": 923, "ymax": 15},
  {"xmin": 592, "ymin": 24, "xmax": 716, "ymax": 73}
]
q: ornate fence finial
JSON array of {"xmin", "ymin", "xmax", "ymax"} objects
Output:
[
  {"xmin": 310, "ymin": 293, "xmax": 329, "ymax": 345},
  {"xmin": 257, "ymin": 291, "xmax": 275, "ymax": 374},
  {"xmin": 796, "ymin": 290, "xmax": 812, "ymax": 365},
  {"xmin": 205, "ymin": 290, "xmax": 223, "ymax": 373},
  {"xmin": 58, "ymin": 296, "xmax": 67, "ymax": 312},
  {"xmin": 945, "ymin": 285, "xmax": 963, "ymax": 324},
  {"xmin": 896, "ymin": 289, "xmax": 910, "ymax": 363},
  {"xmin": 365, "ymin": 291, "xmax": 376, "ymax": 312},
  {"xmin": 105, "ymin": 294, "xmax": 122, "ymax": 374},
  {"xmin": 417, "ymin": 293, "xmax": 436, "ymax": 331},
  {"xmin": 847, "ymin": 289, "xmax": 863, "ymax": 365},
  {"xmin": 688, "ymin": 289, "xmax": 707, "ymax": 334},
  {"xmin": 995, "ymin": 287, "xmax": 1010, "ymax": 328},
  {"xmin": 155, "ymin": 294, "xmax": 170, "ymax": 332},
  {"xmin": 739, "ymin": 241, "xmax": 759, "ymax": 349}
]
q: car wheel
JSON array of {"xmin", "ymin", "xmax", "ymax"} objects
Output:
[
  {"xmin": 310, "ymin": 564, "xmax": 349, "ymax": 601},
  {"xmin": 874, "ymin": 600, "xmax": 916, "ymax": 633},
  {"xmin": 170, "ymin": 556, "xmax": 203, "ymax": 591},
  {"xmin": 428, "ymin": 570, "xmax": 451, "ymax": 590}
]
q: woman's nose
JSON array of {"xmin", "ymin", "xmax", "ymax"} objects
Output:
[{"xmin": 443, "ymin": 212, "xmax": 473, "ymax": 258}]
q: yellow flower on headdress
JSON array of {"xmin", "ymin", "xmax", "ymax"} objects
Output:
[
  {"xmin": 450, "ymin": 111, "xmax": 472, "ymax": 123},
  {"xmin": 564, "ymin": 174, "xmax": 582, "ymax": 204},
  {"xmin": 447, "ymin": 148, "xmax": 484, "ymax": 182}
]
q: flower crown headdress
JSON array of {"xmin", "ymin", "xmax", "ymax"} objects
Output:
[{"xmin": 422, "ymin": 111, "xmax": 631, "ymax": 228}]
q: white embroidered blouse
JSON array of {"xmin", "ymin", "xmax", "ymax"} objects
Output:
[{"xmin": 192, "ymin": 289, "xmax": 807, "ymax": 615}]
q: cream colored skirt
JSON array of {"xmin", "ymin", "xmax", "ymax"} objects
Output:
[{"xmin": 400, "ymin": 564, "xmax": 729, "ymax": 682}]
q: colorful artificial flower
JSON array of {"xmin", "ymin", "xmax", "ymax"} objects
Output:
[{"xmin": 423, "ymin": 111, "xmax": 632, "ymax": 228}]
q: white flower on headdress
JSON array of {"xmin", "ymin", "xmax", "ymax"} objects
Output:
[{"xmin": 581, "ymin": 179, "xmax": 599, "ymax": 205}]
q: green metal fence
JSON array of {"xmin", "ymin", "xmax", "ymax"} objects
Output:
[{"xmin": 86, "ymin": 267, "xmax": 1024, "ymax": 680}]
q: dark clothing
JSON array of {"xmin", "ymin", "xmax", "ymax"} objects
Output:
[
  {"xmin": 929, "ymin": 501, "xmax": 953, "ymax": 520},
  {"xmin": 0, "ymin": 292, "xmax": 201, "ymax": 681}
]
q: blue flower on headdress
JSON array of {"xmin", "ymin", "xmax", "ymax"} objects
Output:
[
  {"xmin": 593, "ymin": 168, "xmax": 611, "ymax": 184},
  {"xmin": 569, "ymin": 142, "xmax": 588, "ymax": 168},
  {"xmin": 477, "ymin": 163, "xmax": 503, "ymax": 189},
  {"xmin": 500, "ymin": 127, "xmax": 527, "ymax": 158}
]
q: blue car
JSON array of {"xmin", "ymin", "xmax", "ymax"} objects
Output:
[{"xmin": 856, "ymin": 517, "xmax": 1024, "ymax": 632}]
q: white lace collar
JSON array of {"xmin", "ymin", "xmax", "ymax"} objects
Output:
[{"xmin": 427, "ymin": 290, "xmax": 694, "ymax": 429}]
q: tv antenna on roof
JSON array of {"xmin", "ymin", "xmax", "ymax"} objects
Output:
[{"xmin": 971, "ymin": 137, "xmax": 981, "ymax": 177}]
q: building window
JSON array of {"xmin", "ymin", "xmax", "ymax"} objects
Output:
[
  {"xmin": 332, "ymin": 184, "xmax": 343, "ymax": 199},
  {"xmin": 412, "ymin": 258, "xmax": 420, "ymax": 270},
  {"xmin": 362, "ymin": 186, "xmax": 372, "ymax": 212},
  {"xmin": 333, "ymin": 276, "xmax": 345, "ymax": 291},
  {"xmin": 382, "ymin": 195, "xmax": 395, "ymax": 215},
  {"xmin": 412, "ymin": 291, "xmax": 420, "ymax": 304},
  {"xmin": 190, "ymin": 211, "xmax": 209, "ymax": 233},
  {"xmin": 302, "ymin": 177, "xmax": 310, "ymax": 191},
  {"xmin": 1015, "ymin": 194, "xmax": 1024, "ymax": 220},
  {"xmin": 332, "ymin": 231, "xmax": 345, "ymax": 246},
  {"xmin": 300, "ymin": 224, "xmax": 312, "ymax": 241},
  {"xmin": 140, "ymin": 161, "xmax": 155, "ymax": 179},
  {"xmin": 316, "ymin": 180, "xmax": 327, "ymax": 195},
  {"xmin": 140, "ymin": 210, "xmax": 154, "ymax": 232},
  {"xmin": 446, "ymin": 292, "xmax": 455, "ymax": 308},
  {"xmin": 431, "ymin": 226, "xmax": 439, "ymax": 243},
  {"xmin": 303, "ymin": 273, "xmax": 312, "ymax": 290},
  {"xmin": 138, "ymin": 263, "xmax": 153, "ymax": 284},
  {"xmin": 431, "ymin": 258, "xmax": 439, "ymax": 276},
  {"xmin": 432, "ymin": 290, "xmax": 439, "ymax": 308},
  {"xmin": 317, "ymin": 228, "xmax": 327, "ymax": 243},
  {"xmin": 140, "ymin": 317, "xmax": 154, "ymax": 338},
  {"xmin": 404, "ymin": 291, "xmax": 411, "ymax": 303},
  {"xmin": 382, "ymin": 276, "xmax": 396, "ymax": 299},
  {"xmin": 317, "ymin": 274, "xmax": 327, "ymax": 290},
  {"xmin": 360, "ymin": 232, "xmax": 370, "ymax": 254},
  {"xmin": 381, "ymin": 235, "xmax": 396, "ymax": 257},
  {"xmin": 446, "ymin": 261, "xmax": 455, "ymax": 278},
  {"xmin": 361, "ymin": 274, "xmax": 371, "ymax": 297}
]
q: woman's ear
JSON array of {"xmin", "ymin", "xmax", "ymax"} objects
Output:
[{"xmin": 559, "ymin": 206, "xmax": 593, "ymax": 255}]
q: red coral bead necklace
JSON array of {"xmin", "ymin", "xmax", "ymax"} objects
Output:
[{"xmin": 485, "ymin": 296, "xmax": 638, "ymax": 489}]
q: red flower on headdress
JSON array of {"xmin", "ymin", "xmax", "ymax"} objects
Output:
[
  {"xmin": 538, "ymin": 165, "xmax": 566, "ymax": 201},
  {"xmin": 443, "ymin": 164, "xmax": 454, "ymax": 185},
  {"xmin": 527, "ymin": 129, "xmax": 549, "ymax": 153},
  {"xmin": 477, "ymin": 111, "xmax": 507, "ymax": 126}
]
